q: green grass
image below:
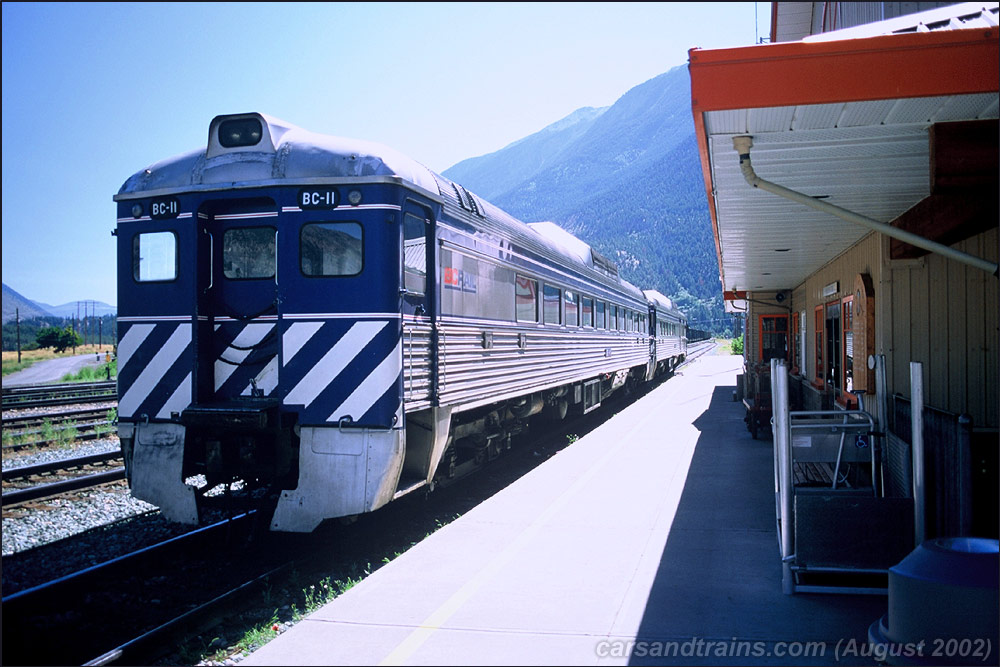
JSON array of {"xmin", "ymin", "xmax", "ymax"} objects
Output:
[
  {"xmin": 1, "ymin": 429, "xmax": 35, "ymax": 450},
  {"xmin": 2, "ymin": 358, "xmax": 36, "ymax": 376},
  {"xmin": 61, "ymin": 360, "xmax": 116, "ymax": 383},
  {"xmin": 205, "ymin": 564, "xmax": 376, "ymax": 663}
]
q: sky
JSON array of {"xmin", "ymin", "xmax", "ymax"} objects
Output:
[{"xmin": 1, "ymin": 2, "xmax": 771, "ymax": 308}]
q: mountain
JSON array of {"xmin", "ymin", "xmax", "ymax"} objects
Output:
[
  {"xmin": 2, "ymin": 283, "xmax": 116, "ymax": 324},
  {"xmin": 442, "ymin": 64, "xmax": 725, "ymax": 332},
  {"xmin": 36, "ymin": 300, "xmax": 117, "ymax": 319},
  {"xmin": 445, "ymin": 106, "xmax": 609, "ymax": 200},
  {"xmin": 2, "ymin": 283, "xmax": 52, "ymax": 323}
]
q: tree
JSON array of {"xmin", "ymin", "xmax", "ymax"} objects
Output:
[{"xmin": 35, "ymin": 326, "xmax": 82, "ymax": 353}]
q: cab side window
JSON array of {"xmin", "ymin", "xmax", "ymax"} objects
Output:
[
  {"xmin": 403, "ymin": 213, "xmax": 426, "ymax": 295},
  {"xmin": 133, "ymin": 231, "xmax": 177, "ymax": 282}
]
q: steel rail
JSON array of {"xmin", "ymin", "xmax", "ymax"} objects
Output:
[
  {"xmin": 1, "ymin": 427, "xmax": 114, "ymax": 453},
  {"xmin": 2, "ymin": 407, "xmax": 113, "ymax": 428},
  {"xmin": 2, "ymin": 380, "xmax": 116, "ymax": 397},
  {"xmin": 5, "ymin": 419, "xmax": 114, "ymax": 439},
  {"xmin": 2, "ymin": 451, "xmax": 123, "ymax": 481},
  {"xmin": 4, "ymin": 512, "xmax": 262, "ymax": 665},
  {"xmin": 84, "ymin": 561, "xmax": 293, "ymax": 666},
  {"xmin": 1, "ymin": 467, "xmax": 126, "ymax": 506},
  {"xmin": 2, "ymin": 381, "xmax": 117, "ymax": 409},
  {"xmin": 2, "ymin": 394, "xmax": 118, "ymax": 410},
  {"xmin": 3, "ymin": 511, "xmax": 258, "ymax": 605}
]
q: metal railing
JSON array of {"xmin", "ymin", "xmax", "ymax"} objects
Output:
[{"xmin": 770, "ymin": 356, "xmax": 897, "ymax": 594}]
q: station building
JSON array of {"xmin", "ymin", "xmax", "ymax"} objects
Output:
[{"xmin": 690, "ymin": 1, "xmax": 998, "ymax": 541}]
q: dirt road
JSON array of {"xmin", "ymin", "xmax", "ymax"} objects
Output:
[{"xmin": 3, "ymin": 353, "xmax": 107, "ymax": 386}]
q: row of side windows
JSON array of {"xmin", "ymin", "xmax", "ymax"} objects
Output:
[
  {"xmin": 657, "ymin": 321, "xmax": 683, "ymax": 337},
  {"xmin": 516, "ymin": 274, "xmax": 646, "ymax": 333}
]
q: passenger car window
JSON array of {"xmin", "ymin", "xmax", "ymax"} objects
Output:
[
  {"xmin": 301, "ymin": 222, "xmax": 363, "ymax": 277},
  {"xmin": 515, "ymin": 274, "xmax": 538, "ymax": 322},
  {"xmin": 582, "ymin": 297, "xmax": 594, "ymax": 327},
  {"xmin": 565, "ymin": 291, "xmax": 579, "ymax": 326},
  {"xmin": 543, "ymin": 284, "xmax": 561, "ymax": 325},
  {"xmin": 133, "ymin": 231, "xmax": 177, "ymax": 282}
]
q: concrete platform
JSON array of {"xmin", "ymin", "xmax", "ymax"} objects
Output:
[{"xmin": 243, "ymin": 354, "xmax": 887, "ymax": 666}]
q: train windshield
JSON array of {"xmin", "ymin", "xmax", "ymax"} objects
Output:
[
  {"xmin": 300, "ymin": 222, "xmax": 363, "ymax": 277},
  {"xmin": 223, "ymin": 227, "xmax": 276, "ymax": 279}
]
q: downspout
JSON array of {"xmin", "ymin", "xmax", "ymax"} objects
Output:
[{"xmin": 732, "ymin": 136, "xmax": 999, "ymax": 277}]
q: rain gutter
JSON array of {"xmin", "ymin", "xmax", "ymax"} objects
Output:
[{"xmin": 732, "ymin": 136, "xmax": 999, "ymax": 277}]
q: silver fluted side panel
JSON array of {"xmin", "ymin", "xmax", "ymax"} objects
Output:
[
  {"xmin": 403, "ymin": 319, "xmax": 434, "ymax": 412},
  {"xmin": 438, "ymin": 321, "xmax": 649, "ymax": 411}
]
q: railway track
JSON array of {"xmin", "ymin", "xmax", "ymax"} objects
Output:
[
  {"xmin": 1, "ymin": 380, "xmax": 117, "ymax": 409},
  {"xmin": 2, "ymin": 510, "xmax": 285, "ymax": 666},
  {"xmin": 2, "ymin": 418, "xmax": 117, "ymax": 452},
  {"xmin": 681, "ymin": 339, "xmax": 716, "ymax": 366},
  {"xmin": 3, "ymin": 406, "xmax": 115, "ymax": 430},
  {"xmin": 2, "ymin": 451, "xmax": 126, "ymax": 507}
]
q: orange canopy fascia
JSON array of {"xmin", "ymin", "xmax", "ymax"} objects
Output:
[{"xmin": 690, "ymin": 27, "xmax": 998, "ymax": 113}]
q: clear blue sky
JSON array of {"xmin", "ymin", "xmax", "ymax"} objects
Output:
[{"xmin": 2, "ymin": 2, "xmax": 770, "ymax": 308}]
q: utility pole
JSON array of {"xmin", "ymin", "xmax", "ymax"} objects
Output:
[{"xmin": 16, "ymin": 308, "xmax": 22, "ymax": 363}]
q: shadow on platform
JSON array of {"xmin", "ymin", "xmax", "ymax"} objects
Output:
[{"xmin": 628, "ymin": 385, "xmax": 887, "ymax": 666}]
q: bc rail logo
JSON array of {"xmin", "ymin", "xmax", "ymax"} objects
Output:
[{"xmin": 443, "ymin": 267, "xmax": 478, "ymax": 293}]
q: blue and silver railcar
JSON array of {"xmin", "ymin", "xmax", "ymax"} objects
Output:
[{"xmin": 114, "ymin": 112, "xmax": 674, "ymax": 532}]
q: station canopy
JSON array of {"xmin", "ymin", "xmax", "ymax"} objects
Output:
[{"xmin": 689, "ymin": 3, "xmax": 999, "ymax": 311}]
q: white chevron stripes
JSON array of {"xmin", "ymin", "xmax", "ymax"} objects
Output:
[
  {"xmin": 283, "ymin": 320, "xmax": 388, "ymax": 407},
  {"xmin": 117, "ymin": 318, "xmax": 399, "ymax": 421},
  {"xmin": 327, "ymin": 339, "xmax": 402, "ymax": 423},
  {"xmin": 157, "ymin": 372, "xmax": 193, "ymax": 419},
  {"xmin": 214, "ymin": 323, "xmax": 275, "ymax": 391},
  {"xmin": 282, "ymin": 321, "xmax": 324, "ymax": 365},
  {"xmin": 117, "ymin": 323, "xmax": 156, "ymax": 373},
  {"xmin": 119, "ymin": 323, "xmax": 192, "ymax": 418}
]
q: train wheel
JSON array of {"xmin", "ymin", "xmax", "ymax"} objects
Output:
[{"xmin": 624, "ymin": 373, "xmax": 638, "ymax": 399}]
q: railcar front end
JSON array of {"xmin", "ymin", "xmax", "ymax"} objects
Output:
[{"xmin": 115, "ymin": 114, "xmax": 434, "ymax": 531}]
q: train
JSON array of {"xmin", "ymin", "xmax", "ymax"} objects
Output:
[{"xmin": 113, "ymin": 112, "xmax": 687, "ymax": 532}]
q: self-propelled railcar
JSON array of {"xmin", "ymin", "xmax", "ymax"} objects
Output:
[{"xmin": 114, "ymin": 113, "xmax": 686, "ymax": 531}]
